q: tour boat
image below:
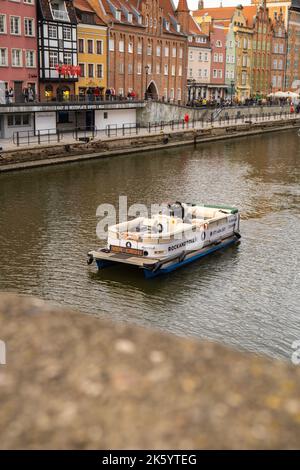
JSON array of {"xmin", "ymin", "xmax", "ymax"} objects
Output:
[{"xmin": 87, "ymin": 202, "xmax": 241, "ymax": 278}]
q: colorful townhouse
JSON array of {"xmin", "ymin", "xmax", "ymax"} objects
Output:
[
  {"xmin": 285, "ymin": 0, "xmax": 300, "ymax": 90},
  {"xmin": 209, "ymin": 23, "xmax": 227, "ymax": 101},
  {"xmin": 251, "ymin": 3, "xmax": 273, "ymax": 97},
  {"xmin": 37, "ymin": 0, "xmax": 78, "ymax": 101},
  {"xmin": 271, "ymin": 11, "xmax": 286, "ymax": 91},
  {"xmin": 74, "ymin": 0, "xmax": 107, "ymax": 98},
  {"xmin": 0, "ymin": 0, "xmax": 39, "ymax": 102},
  {"xmin": 225, "ymin": 23, "xmax": 236, "ymax": 101},
  {"xmin": 233, "ymin": 6, "xmax": 255, "ymax": 102}
]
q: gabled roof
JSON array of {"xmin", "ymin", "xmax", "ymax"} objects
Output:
[
  {"xmin": 242, "ymin": 6, "xmax": 258, "ymax": 28},
  {"xmin": 74, "ymin": 0, "xmax": 106, "ymax": 26},
  {"xmin": 192, "ymin": 7, "xmax": 236, "ymax": 21}
]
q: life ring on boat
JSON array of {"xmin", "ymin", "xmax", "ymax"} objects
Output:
[
  {"xmin": 126, "ymin": 241, "xmax": 132, "ymax": 249},
  {"xmin": 201, "ymin": 231, "xmax": 206, "ymax": 241},
  {"xmin": 157, "ymin": 223, "xmax": 163, "ymax": 233}
]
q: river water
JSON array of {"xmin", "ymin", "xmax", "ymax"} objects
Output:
[{"xmin": 0, "ymin": 130, "xmax": 299, "ymax": 360}]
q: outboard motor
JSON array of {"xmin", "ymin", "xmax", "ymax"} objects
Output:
[{"xmin": 170, "ymin": 202, "xmax": 185, "ymax": 220}]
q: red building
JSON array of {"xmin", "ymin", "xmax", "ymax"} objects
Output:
[
  {"xmin": 209, "ymin": 23, "xmax": 227, "ymax": 100},
  {"xmin": 0, "ymin": 0, "xmax": 38, "ymax": 101}
]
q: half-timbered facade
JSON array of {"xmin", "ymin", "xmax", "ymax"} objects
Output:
[{"xmin": 37, "ymin": 0, "xmax": 78, "ymax": 100}]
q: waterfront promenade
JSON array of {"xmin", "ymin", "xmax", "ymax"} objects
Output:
[{"xmin": 0, "ymin": 110, "xmax": 299, "ymax": 172}]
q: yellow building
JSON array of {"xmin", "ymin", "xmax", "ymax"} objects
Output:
[
  {"xmin": 252, "ymin": 0, "xmax": 290, "ymax": 27},
  {"xmin": 74, "ymin": 0, "xmax": 107, "ymax": 98}
]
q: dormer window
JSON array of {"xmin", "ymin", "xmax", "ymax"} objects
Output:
[
  {"xmin": 177, "ymin": 24, "xmax": 181, "ymax": 33},
  {"xmin": 115, "ymin": 10, "xmax": 121, "ymax": 21},
  {"xmin": 188, "ymin": 35, "xmax": 193, "ymax": 42},
  {"xmin": 138, "ymin": 16, "xmax": 142, "ymax": 25},
  {"xmin": 128, "ymin": 13, "xmax": 133, "ymax": 23},
  {"xmin": 165, "ymin": 21, "xmax": 170, "ymax": 31}
]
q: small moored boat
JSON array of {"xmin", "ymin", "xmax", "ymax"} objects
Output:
[{"xmin": 87, "ymin": 202, "xmax": 241, "ymax": 278}]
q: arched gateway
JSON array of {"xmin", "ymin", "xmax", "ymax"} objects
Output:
[{"xmin": 146, "ymin": 81, "xmax": 159, "ymax": 100}]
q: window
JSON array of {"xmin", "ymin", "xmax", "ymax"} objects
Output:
[
  {"xmin": 172, "ymin": 47, "xmax": 176, "ymax": 58},
  {"xmin": 25, "ymin": 50, "xmax": 35, "ymax": 67},
  {"xmin": 24, "ymin": 18, "xmax": 34, "ymax": 36},
  {"xmin": 119, "ymin": 40, "xmax": 124, "ymax": 53},
  {"xmin": 147, "ymin": 44, "xmax": 152, "ymax": 55},
  {"xmin": 279, "ymin": 44, "xmax": 284, "ymax": 54},
  {"xmin": 10, "ymin": 16, "xmax": 21, "ymax": 35},
  {"xmin": 109, "ymin": 38, "xmax": 115, "ymax": 51},
  {"xmin": 119, "ymin": 63, "xmax": 124, "ymax": 74},
  {"xmin": 115, "ymin": 10, "xmax": 121, "ymax": 21},
  {"xmin": 170, "ymin": 88, "xmax": 174, "ymax": 100},
  {"xmin": 178, "ymin": 65, "xmax": 182, "ymax": 76},
  {"xmin": 88, "ymin": 64, "xmax": 94, "ymax": 78},
  {"xmin": 216, "ymin": 40, "xmax": 222, "ymax": 47},
  {"xmin": 189, "ymin": 68, "xmax": 192, "ymax": 78},
  {"xmin": 0, "ymin": 48, "xmax": 8, "ymax": 66},
  {"xmin": 147, "ymin": 63, "xmax": 152, "ymax": 74},
  {"xmin": 242, "ymin": 71, "xmax": 246, "ymax": 86},
  {"xmin": 203, "ymin": 69, "xmax": 208, "ymax": 78},
  {"xmin": 213, "ymin": 69, "xmax": 217, "ymax": 78},
  {"xmin": 79, "ymin": 63, "xmax": 85, "ymax": 77},
  {"xmin": 78, "ymin": 38, "xmax": 84, "ymax": 53},
  {"xmin": 88, "ymin": 40, "xmax": 93, "ymax": 54},
  {"xmin": 165, "ymin": 46, "xmax": 169, "ymax": 57},
  {"xmin": 24, "ymin": 0, "xmax": 34, "ymax": 3},
  {"xmin": 128, "ymin": 63, "xmax": 133, "ymax": 74},
  {"xmin": 204, "ymin": 52, "xmax": 208, "ymax": 61},
  {"xmin": 128, "ymin": 42, "xmax": 133, "ymax": 54},
  {"xmin": 156, "ymin": 45, "xmax": 161, "ymax": 56},
  {"xmin": 164, "ymin": 88, "xmax": 168, "ymax": 100},
  {"xmin": 171, "ymin": 65, "xmax": 175, "ymax": 76},
  {"xmin": 63, "ymin": 26, "xmax": 71, "ymax": 40},
  {"xmin": 137, "ymin": 62, "xmax": 142, "ymax": 75},
  {"xmin": 128, "ymin": 13, "xmax": 133, "ymax": 23},
  {"xmin": 218, "ymin": 70, "xmax": 222, "ymax": 78},
  {"xmin": 97, "ymin": 64, "xmax": 103, "ymax": 78},
  {"xmin": 189, "ymin": 50, "xmax": 193, "ymax": 61},
  {"xmin": 164, "ymin": 64, "xmax": 168, "ymax": 75},
  {"xmin": 218, "ymin": 53, "xmax": 223, "ymax": 62},
  {"xmin": 214, "ymin": 53, "xmax": 218, "ymax": 62},
  {"xmin": 198, "ymin": 69, "xmax": 202, "ymax": 78},
  {"xmin": 177, "ymin": 88, "xmax": 181, "ymax": 101},
  {"xmin": 179, "ymin": 48, "xmax": 183, "ymax": 59},
  {"xmin": 156, "ymin": 63, "xmax": 161, "ymax": 74},
  {"xmin": 7, "ymin": 114, "xmax": 31, "ymax": 127},
  {"xmin": 137, "ymin": 41, "xmax": 142, "ymax": 54},
  {"xmin": 0, "ymin": 14, "xmax": 6, "ymax": 34},
  {"xmin": 64, "ymin": 52, "xmax": 72, "ymax": 65},
  {"xmin": 48, "ymin": 25, "xmax": 57, "ymax": 39},
  {"xmin": 49, "ymin": 51, "xmax": 58, "ymax": 68},
  {"xmin": 273, "ymin": 59, "xmax": 277, "ymax": 69},
  {"xmin": 12, "ymin": 49, "xmax": 22, "ymax": 67},
  {"xmin": 243, "ymin": 38, "xmax": 247, "ymax": 49}
]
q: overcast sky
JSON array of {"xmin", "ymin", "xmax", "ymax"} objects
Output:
[{"xmin": 183, "ymin": 0, "xmax": 251, "ymax": 9}]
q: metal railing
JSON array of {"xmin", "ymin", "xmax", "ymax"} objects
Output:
[
  {"xmin": 73, "ymin": 126, "xmax": 97, "ymax": 141},
  {"xmin": 13, "ymin": 129, "xmax": 61, "ymax": 147}
]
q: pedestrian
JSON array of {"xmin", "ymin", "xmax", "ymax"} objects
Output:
[
  {"xmin": 23, "ymin": 88, "xmax": 29, "ymax": 103},
  {"xmin": 28, "ymin": 86, "xmax": 34, "ymax": 102},
  {"xmin": 8, "ymin": 87, "xmax": 14, "ymax": 103},
  {"xmin": 5, "ymin": 88, "xmax": 9, "ymax": 105},
  {"xmin": 184, "ymin": 113, "xmax": 190, "ymax": 127}
]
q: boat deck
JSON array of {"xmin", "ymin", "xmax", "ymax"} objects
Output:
[{"xmin": 89, "ymin": 235, "xmax": 239, "ymax": 272}]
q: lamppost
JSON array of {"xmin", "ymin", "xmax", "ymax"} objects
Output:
[
  {"xmin": 145, "ymin": 65, "xmax": 150, "ymax": 100},
  {"xmin": 230, "ymin": 80, "xmax": 235, "ymax": 105}
]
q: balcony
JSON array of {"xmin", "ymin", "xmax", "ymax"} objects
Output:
[{"xmin": 51, "ymin": 9, "xmax": 69, "ymax": 22}]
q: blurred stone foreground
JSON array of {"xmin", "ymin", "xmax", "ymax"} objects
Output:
[{"xmin": 1, "ymin": 293, "xmax": 300, "ymax": 450}]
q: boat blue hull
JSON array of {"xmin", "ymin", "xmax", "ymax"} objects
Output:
[
  {"xmin": 95, "ymin": 236, "xmax": 240, "ymax": 279},
  {"xmin": 143, "ymin": 237, "xmax": 238, "ymax": 278}
]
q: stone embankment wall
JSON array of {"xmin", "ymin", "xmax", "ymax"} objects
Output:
[
  {"xmin": 137, "ymin": 101, "xmax": 291, "ymax": 125},
  {"xmin": 1, "ymin": 293, "xmax": 300, "ymax": 449},
  {"xmin": 1, "ymin": 117, "xmax": 299, "ymax": 173}
]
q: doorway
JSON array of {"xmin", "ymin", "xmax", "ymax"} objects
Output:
[
  {"xmin": 146, "ymin": 81, "xmax": 159, "ymax": 100},
  {"xmin": 14, "ymin": 81, "xmax": 23, "ymax": 103},
  {"xmin": 86, "ymin": 111, "xmax": 95, "ymax": 129}
]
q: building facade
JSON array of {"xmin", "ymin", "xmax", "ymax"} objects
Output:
[
  {"xmin": 234, "ymin": 7, "xmax": 254, "ymax": 101},
  {"xmin": 251, "ymin": 4, "xmax": 273, "ymax": 97},
  {"xmin": 99, "ymin": 0, "xmax": 188, "ymax": 103},
  {"xmin": 37, "ymin": 0, "xmax": 78, "ymax": 100},
  {"xmin": 74, "ymin": 0, "xmax": 107, "ymax": 98},
  {"xmin": 0, "ymin": 0, "xmax": 39, "ymax": 102},
  {"xmin": 210, "ymin": 23, "xmax": 227, "ymax": 100},
  {"xmin": 271, "ymin": 11, "xmax": 286, "ymax": 91},
  {"xmin": 285, "ymin": 0, "xmax": 300, "ymax": 90}
]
